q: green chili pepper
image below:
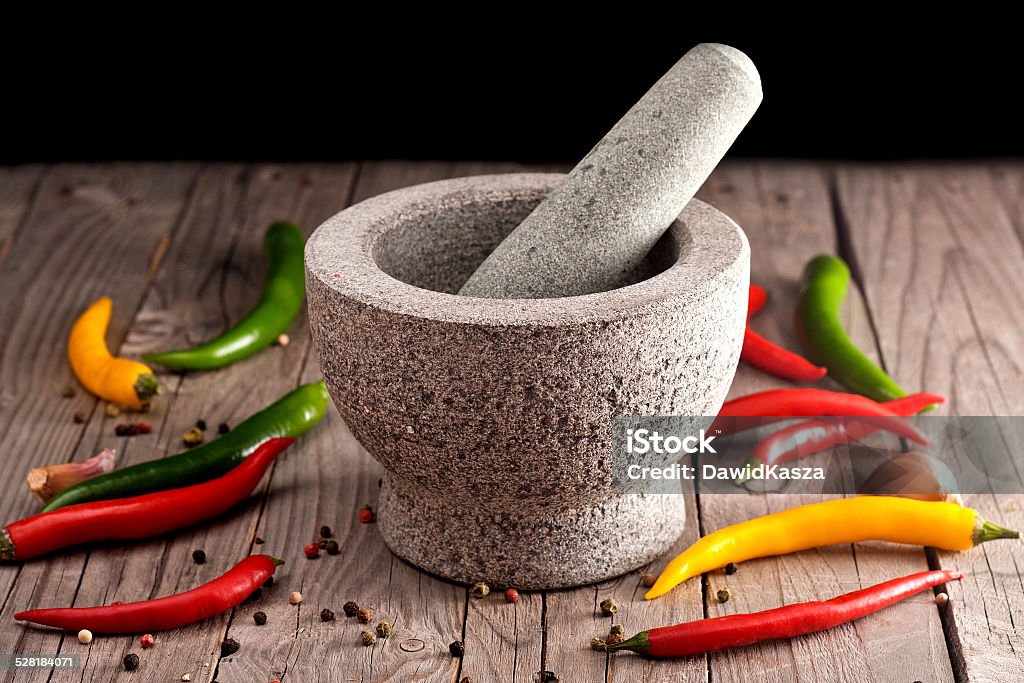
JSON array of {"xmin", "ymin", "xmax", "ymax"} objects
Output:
[
  {"xmin": 144, "ymin": 221, "xmax": 306, "ymax": 370},
  {"xmin": 796, "ymin": 254, "xmax": 907, "ymax": 402},
  {"xmin": 42, "ymin": 381, "xmax": 329, "ymax": 512}
]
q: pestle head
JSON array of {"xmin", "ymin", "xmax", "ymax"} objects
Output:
[{"xmin": 459, "ymin": 43, "xmax": 762, "ymax": 299}]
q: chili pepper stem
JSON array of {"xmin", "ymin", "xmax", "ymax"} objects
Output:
[
  {"xmin": 973, "ymin": 519, "xmax": 1020, "ymax": 545},
  {"xmin": 0, "ymin": 529, "xmax": 13, "ymax": 561},
  {"xmin": 268, "ymin": 556, "xmax": 286, "ymax": 567},
  {"xmin": 605, "ymin": 631, "xmax": 650, "ymax": 655},
  {"xmin": 133, "ymin": 373, "xmax": 161, "ymax": 402}
]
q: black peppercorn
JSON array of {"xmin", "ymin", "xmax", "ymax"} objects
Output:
[
  {"xmin": 196, "ymin": 419, "xmax": 207, "ymax": 431},
  {"xmin": 725, "ymin": 562, "xmax": 738, "ymax": 575},
  {"xmin": 253, "ymin": 611, "xmax": 267, "ymax": 625},
  {"xmin": 449, "ymin": 640, "xmax": 465, "ymax": 658},
  {"xmin": 254, "ymin": 536, "xmax": 264, "ymax": 545},
  {"xmin": 343, "ymin": 601, "xmax": 360, "ymax": 617},
  {"xmin": 321, "ymin": 608, "xmax": 336, "ymax": 622},
  {"xmin": 220, "ymin": 638, "xmax": 240, "ymax": 657},
  {"xmin": 320, "ymin": 525, "xmax": 332, "ymax": 538},
  {"xmin": 218, "ymin": 422, "xmax": 230, "ymax": 435},
  {"xmin": 192, "ymin": 549, "xmax": 206, "ymax": 564},
  {"xmin": 123, "ymin": 653, "xmax": 140, "ymax": 671},
  {"xmin": 325, "ymin": 540, "xmax": 340, "ymax": 555}
]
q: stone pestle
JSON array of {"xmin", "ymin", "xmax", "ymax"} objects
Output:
[{"xmin": 458, "ymin": 43, "xmax": 762, "ymax": 299}]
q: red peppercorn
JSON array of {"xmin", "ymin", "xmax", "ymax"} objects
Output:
[
  {"xmin": 136, "ymin": 422, "xmax": 152, "ymax": 434},
  {"xmin": 140, "ymin": 633, "xmax": 155, "ymax": 648},
  {"xmin": 303, "ymin": 543, "xmax": 320, "ymax": 559},
  {"xmin": 358, "ymin": 506, "xmax": 375, "ymax": 524},
  {"xmin": 504, "ymin": 588, "xmax": 520, "ymax": 603}
]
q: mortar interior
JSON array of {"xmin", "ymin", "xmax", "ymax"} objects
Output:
[{"xmin": 370, "ymin": 191, "xmax": 683, "ymax": 296}]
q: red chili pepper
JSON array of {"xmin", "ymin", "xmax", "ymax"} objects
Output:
[
  {"xmin": 609, "ymin": 569, "xmax": 960, "ymax": 657},
  {"xmin": 749, "ymin": 393, "xmax": 945, "ymax": 470},
  {"xmin": 358, "ymin": 506, "xmax": 374, "ymax": 524},
  {"xmin": 742, "ymin": 285, "xmax": 826, "ymax": 383},
  {"xmin": 710, "ymin": 389, "xmax": 927, "ymax": 445},
  {"xmin": 0, "ymin": 438, "xmax": 294, "ymax": 560},
  {"xmin": 15, "ymin": 554, "xmax": 283, "ymax": 632},
  {"xmin": 303, "ymin": 543, "xmax": 320, "ymax": 559}
]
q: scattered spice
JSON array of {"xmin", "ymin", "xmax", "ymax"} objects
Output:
[
  {"xmin": 935, "ymin": 592, "xmax": 949, "ymax": 606},
  {"xmin": 218, "ymin": 422, "xmax": 231, "ymax": 435},
  {"xmin": 504, "ymin": 588, "xmax": 520, "ymax": 603},
  {"xmin": 360, "ymin": 630, "xmax": 377, "ymax": 646},
  {"xmin": 277, "ymin": 333, "xmax": 290, "ymax": 347},
  {"xmin": 600, "ymin": 598, "xmax": 618, "ymax": 616},
  {"xmin": 725, "ymin": 562, "xmax": 738, "ymax": 575},
  {"xmin": 192, "ymin": 549, "xmax": 206, "ymax": 565},
  {"xmin": 140, "ymin": 633, "xmax": 155, "ymax": 648},
  {"xmin": 195, "ymin": 419, "xmax": 207, "ymax": 431},
  {"xmin": 303, "ymin": 543, "xmax": 320, "ymax": 559},
  {"xmin": 105, "ymin": 404, "xmax": 120, "ymax": 418},
  {"xmin": 470, "ymin": 582, "xmax": 490, "ymax": 599},
  {"xmin": 220, "ymin": 638, "xmax": 240, "ymax": 657},
  {"xmin": 114, "ymin": 423, "xmax": 138, "ymax": 437},
  {"xmin": 343, "ymin": 601, "xmax": 360, "ymax": 617},
  {"xmin": 605, "ymin": 631, "xmax": 624, "ymax": 647},
  {"xmin": 375, "ymin": 621, "xmax": 393, "ymax": 637},
  {"xmin": 320, "ymin": 608, "xmax": 335, "ymax": 622},
  {"xmin": 320, "ymin": 525, "xmax": 333, "ymax": 538},
  {"xmin": 356, "ymin": 607, "xmax": 373, "ymax": 623},
  {"xmin": 254, "ymin": 611, "xmax": 267, "ymax": 625},
  {"xmin": 78, "ymin": 628, "xmax": 93, "ymax": 644},
  {"xmin": 254, "ymin": 536, "xmax": 265, "ymax": 545},
  {"xmin": 590, "ymin": 637, "xmax": 606, "ymax": 651},
  {"xmin": 641, "ymin": 573, "xmax": 657, "ymax": 588},
  {"xmin": 717, "ymin": 587, "xmax": 732, "ymax": 604},
  {"xmin": 123, "ymin": 653, "xmax": 139, "ymax": 671},
  {"xmin": 181, "ymin": 674, "xmax": 191, "ymax": 682},
  {"xmin": 449, "ymin": 640, "xmax": 465, "ymax": 658},
  {"xmin": 325, "ymin": 540, "xmax": 340, "ymax": 555},
  {"xmin": 73, "ymin": 411, "xmax": 86, "ymax": 424},
  {"xmin": 358, "ymin": 505, "xmax": 375, "ymax": 524},
  {"xmin": 136, "ymin": 421, "xmax": 152, "ymax": 434},
  {"xmin": 316, "ymin": 537, "xmax": 328, "ymax": 549},
  {"xmin": 289, "ymin": 591, "xmax": 302, "ymax": 605},
  {"xmin": 61, "ymin": 386, "xmax": 76, "ymax": 398},
  {"xmin": 609, "ymin": 624, "xmax": 625, "ymax": 636},
  {"xmin": 182, "ymin": 426, "xmax": 204, "ymax": 448}
]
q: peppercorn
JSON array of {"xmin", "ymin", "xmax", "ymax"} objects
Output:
[
  {"xmin": 140, "ymin": 633, "xmax": 155, "ymax": 648},
  {"xmin": 356, "ymin": 607, "xmax": 373, "ymax": 623},
  {"xmin": 316, "ymin": 537, "xmax": 328, "ymax": 549},
  {"xmin": 195, "ymin": 419, "xmax": 207, "ymax": 431},
  {"xmin": 181, "ymin": 674, "xmax": 191, "ymax": 682},
  {"xmin": 449, "ymin": 640, "xmax": 465, "ymax": 657},
  {"xmin": 78, "ymin": 628, "xmax": 93, "ymax": 644},
  {"xmin": 218, "ymin": 422, "xmax": 230, "ymax": 435},
  {"xmin": 254, "ymin": 611, "xmax": 267, "ymax": 625},
  {"xmin": 192, "ymin": 549, "xmax": 206, "ymax": 564},
  {"xmin": 609, "ymin": 624, "xmax": 625, "ymax": 636},
  {"xmin": 641, "ymin": 572, "xmax": 656, "ymax": 587},
  {"xmin": 375, "ymin": 621, "xmax": 393, "ymax": 637},
  {"xmin": 182, "ymin": 427, "xmax": 204, "ymax": 447},
  {"xmin": 73, "ymin": 411, "xmax": 86, "ymax": 424},
  {"xmin": 320, "ymin": 525, "xmax": 333, "ymax": 538},
  {"xmin": 504, "ymin": 588, "xmax": 519, "ymax": 603},
  {"xmin": 590, "ymin": 637, "xmax": 606, "ymax": 651},
  {"xmin": 105, "ymin": 404, "xmax": 120, "ymax": 418},
  {"xmin": 599, "ymin": 598, "xmax": 618, "ymax": 616},
  {"xmin": 115, "ymin": 423, "xmax": 138, "ymax": 436},
  {"xmin": 136, "ymin": 421, "xmax": 152, "ymax": 434},
  {"xmin": 325, "ymin": 540, "xmax": 340, "ymax": 555},
  {"xmin": 358, "ymin": 505, "xmax": 375, "ymax": 523},
  {"xmin": 935, "ymin": 592, "xmax": 949, "ymax": 606},
  {"xmin": 220, "ymin": 638, "xmax": 240, "ymax": 657},
  {"xmin": 343, "ymin": 601, "xmax": 360, "ymax": 617},
  {"xmin": 289, "ymin": 591, "xmax": 302, "ymax": 605},
  {"xmin": 470, "ymin": 582, "xmax": 490, "ymax": 599},
  {"xmin": 254, "ymin": 536, "xmax": 265, "ymax": 545},
  {"xmin": 360, "ymin": 630, "xmax": 377, "ymax": 646},
  {"xmin": 725, "ymin": 562, "xmax": 738, "ymax": 575},
  {"xmin": 123, "ymin": 653, "xmax": 139, "ymax": 671},
  {"xmin": 717, "ymin": 587, "xmax": 731, "ymax": 604},
  {"xmin": 61, "ymin": 385, "xmax": 76, "ymax": 398},
  {"xmin": 605, "ymin": 632, "xmax": 624, "ymax": 647},
  {"xmin": 321, "ymin": 608, "xmax": 335, "ymax": 622},
  {"xmin": 303, "ymin": 543, "xmax": 320, "ymax": 559},
  {"xmin": 277, "ymin": 333, "xmax": 290, "ymax": 347}
]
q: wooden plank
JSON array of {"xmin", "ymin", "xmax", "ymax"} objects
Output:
[
  {"xmin": 0, "ymin": 163, "xmax": 198, "ymax": 683},
  {"xmin": 684, "ymin": 161, "xmax": 953, "ymax": 683},
  {"xmin": 836, "ymin": 163, "xmax": 1024, "ymax": 681},
  {"xmin": 0, "ymin": 164, "xmax": 45, "ymax": 265}
]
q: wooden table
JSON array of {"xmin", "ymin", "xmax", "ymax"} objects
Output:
[{"xmin": 0, "ymin": 161, "xmax": 1021, "ymax": 683}]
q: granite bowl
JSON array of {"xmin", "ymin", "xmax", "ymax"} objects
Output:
[{"xmin": 305, "ymin": 173, "xmax": 748, "ymax": 588}]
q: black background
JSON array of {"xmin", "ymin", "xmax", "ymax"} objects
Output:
[{"xmin": 5, "ymin": 23, "xmax": 1021, "ymax": 162}]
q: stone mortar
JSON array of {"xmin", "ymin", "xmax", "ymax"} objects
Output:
[{"xmin": 305, "ymin": 173, "xmax": 749, "ymax": 588}]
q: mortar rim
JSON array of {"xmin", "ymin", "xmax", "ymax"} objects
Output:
[{"xmin": 305, "ymin": 173, "xmax": 749, "ymax": 326}]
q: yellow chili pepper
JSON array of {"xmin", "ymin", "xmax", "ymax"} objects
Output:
[
  {"xmin": 67, "ymin": 297, "xmax": 159, "ymax": 409},
  {"xmin": 646, "ymin": 497, "xmax": 1019, "ymax": 600}
]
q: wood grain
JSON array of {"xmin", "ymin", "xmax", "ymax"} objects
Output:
[{"xmin": 836, "ymin": 163, "xmax": 1024, "ymax": 682}]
